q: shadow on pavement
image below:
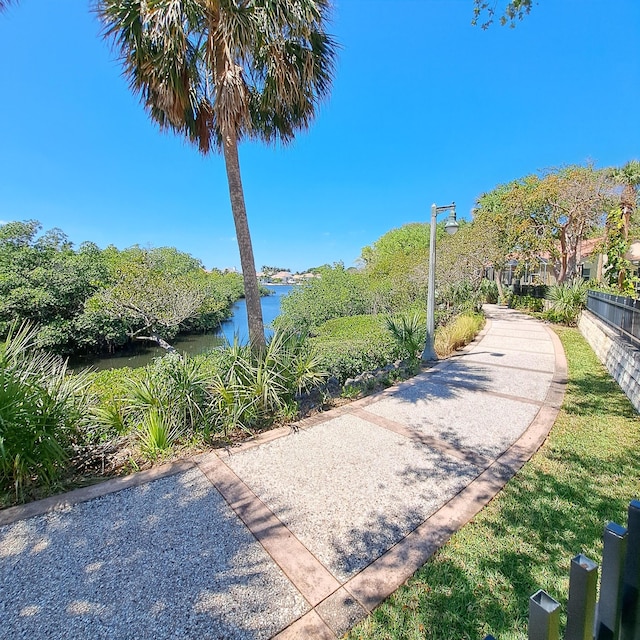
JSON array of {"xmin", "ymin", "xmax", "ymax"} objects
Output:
[{"xmin": 0, "ymin": 468, "xmax": 306, "ymax": 640}]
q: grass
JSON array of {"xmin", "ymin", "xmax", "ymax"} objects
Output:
[
  {"xmin": 347, "ymin": 327, "xmax": 640, "ymax": 640},
  {"xmin": 435, "ymin": 311, "xmax": 485, "ymax": 358}
]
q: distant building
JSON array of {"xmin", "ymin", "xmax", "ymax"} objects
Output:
[
  {"xmin": 292, "ymin": 273, "xmax": 319, "ymax": 282},
  {"xmin": 488, "ymin": 236, "xmax": 639, "ymax": 289},
  {"xmin": 260, "ymin": 270, "xmax": 320, "ymax": 284},
  {"xmin": 271, "ymin": 271, "xmax": 294, "ymax": 284}
]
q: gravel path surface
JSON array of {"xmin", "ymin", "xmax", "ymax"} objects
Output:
[
  {"xmin": 434, "ymin": 358, "xmax": 554, "ymax": 402},
  {"xmin": 366, "ymin": 376, "xmax": 541, "ymax": 460},
  {"xmin": 224, "ymin": 414, "xmax": 479, "ymax": 582},
  {"xmin": 0, "ymin": 468, "xmax": 307, "ymax": 640}
]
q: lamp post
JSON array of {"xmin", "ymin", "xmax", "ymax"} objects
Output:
[{"xmin": 421, "ymin": 202, "xmax": 459, "ymax": 363}]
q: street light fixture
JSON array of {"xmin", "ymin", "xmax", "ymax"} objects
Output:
[{"xmin": 421, "ymin": 202, "xmax": 459, "ymax": 363}]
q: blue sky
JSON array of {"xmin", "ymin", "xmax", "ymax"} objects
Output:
[{"xmin": 0, "ymin": 1, "xmax": 638, "ymax": 272}]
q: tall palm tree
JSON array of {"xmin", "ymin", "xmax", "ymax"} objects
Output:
[
  {"xmin": 611, "ymin": 160, "xmax": 640, "ymax": 239},
  {"xmin": 97, "ymin": 0, "xmax": 336, "ymax": 350}
]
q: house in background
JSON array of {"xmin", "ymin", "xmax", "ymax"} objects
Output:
[
  {"xmin": 485, "ymin": 237, "xmax": 614, "ymax": 287},
  {"xmin": 486, "ymin": 236, "xmax": 640, "ymax": 290},
  {"xmin": 259, "ymin": 270, "xmax": 320, "ymax": 285},
  {"xmin": 271, "ymin": 271, "xmax": 294, "ymax": 284}
]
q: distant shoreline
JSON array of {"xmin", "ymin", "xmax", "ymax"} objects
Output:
[{"xmin": 262, "ymin": 282, "xmax": 299, "ymax": 286}]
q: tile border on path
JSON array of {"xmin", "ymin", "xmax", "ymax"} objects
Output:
[
  {"xmin": 275, "ymin": 322, "xmax": 567, "ymax": 638},
  {"xmin": 0, "ymin": 459, "xmax": 195, "ymax": 526}
]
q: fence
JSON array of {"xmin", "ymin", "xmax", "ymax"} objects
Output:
[
  {"xmin": 485, "ymin": 500, "xmax": 640, "ymax": 640},
  {"xmin": 512, "ymin": 283, "xmax": 548, "ymax": 299},
  {"xmin": 587, "ymin": 291, "xmax": 640, "ymax": 349}
]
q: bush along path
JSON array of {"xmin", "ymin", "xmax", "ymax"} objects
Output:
[{"xmin": 0, "ymin": 305, "xmax": 565, "ymax": 640}]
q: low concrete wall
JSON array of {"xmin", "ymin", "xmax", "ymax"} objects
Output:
[{"xmin": 578, "ymin": 309, "xmax": 640, "ymax": 412}]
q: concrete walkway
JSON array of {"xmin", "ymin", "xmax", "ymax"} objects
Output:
[{"xmin": 0, "ymin": 305, "xmax": 567, "ymax": 640}]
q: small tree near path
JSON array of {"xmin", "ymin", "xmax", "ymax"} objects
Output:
[{"xmin": 91, "ymin": 257, "xmax": 205, "ymax": 353}]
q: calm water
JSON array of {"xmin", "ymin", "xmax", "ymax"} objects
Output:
[{"xmin": 74, "ymin": 285, "xmax": 293, "ymax": 371}]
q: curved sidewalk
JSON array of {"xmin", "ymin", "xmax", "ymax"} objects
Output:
[{"xmin": 0, "ymin": 305, "xmax": 567, "ymax": 640}]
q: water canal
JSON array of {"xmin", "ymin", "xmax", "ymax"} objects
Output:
[{"xmin": 74, "ymin": 285, "xmax": 293, "ymax": 371}]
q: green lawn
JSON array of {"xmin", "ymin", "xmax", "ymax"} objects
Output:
[{"xmin": 347, "ymin": 327, "xmax": 640, "ymax": 640}]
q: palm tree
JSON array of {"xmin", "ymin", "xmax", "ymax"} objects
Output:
[
  {"xmin": 611, "ymin": 160, "xmax": 640, "ymax": 239},
  {"xmin": 97, "ymin": 0, "xmax": 336, "ymax": 350}
]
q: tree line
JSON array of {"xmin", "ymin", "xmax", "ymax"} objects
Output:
[
  {"xmin": 0, "ymin": 220, "xmax": 245, "ymax": 356},
  {"xmin": 276, "ymin": 161, "xmax": 639, "ymax": 338},
  {"xmin": 471, "ymin": 161, "xmax": 640, "ymax": 299}
]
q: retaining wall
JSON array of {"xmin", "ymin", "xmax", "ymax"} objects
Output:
[{"xmin": 578, "ymin": 309, "xmax": 640, "ymax": 413}]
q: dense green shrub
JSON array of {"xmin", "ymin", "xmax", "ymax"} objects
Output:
[
  {"xmin": 540, "ymin": 308, "xmax": 566, "ymax": 324},
  {"xmin": 276, "ymin": 264, "xmax": 371, "ymax": 331},
  {"xmin": 310, "ymin": 315, "xmax": 404, "ymax": 381},
  {"xmin": 0, "ymin": 220, "xmax": 245, "ymax": 356},
  {"xmin": 360, "ymin": 223, "xmax": 430, "ymax": 313},
  {"xmin": 89, "ymin": 366, "xmax": 145, "ymax": 406},
  {"xmin": 508, "ymin": 294, "xmax": 544, "ymax": 313},
  {"xmin": 478, "ymin": 279, "xmax": 499, "ymax": 304},
  {"xmin": 0, "ymin": 323, "xmax": 92, "ymax": 502}
]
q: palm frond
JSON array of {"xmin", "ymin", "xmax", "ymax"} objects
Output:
[{"xmin": 97, "ymin": 0, "xmax": 337, "ymax": 150}]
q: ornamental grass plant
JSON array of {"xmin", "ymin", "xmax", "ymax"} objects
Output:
[{"xmin": 434, "ymin": 312, "xmax": 485, "ymax": 358}]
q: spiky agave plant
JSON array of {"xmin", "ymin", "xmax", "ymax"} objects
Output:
[
  {"xmin": 118, "ymin": 353, "xmax": 210, "ymax": 458},
  {"xmin": 0, "ymin": 322, "xmax": 92, "ymax": 501},
  {"xmin": 207, "ymin": 329, "xmax": 327, "ymax": 434},
  {"xmin": 208, "ymin": 374, "xmax": 258, "ymax": 436},
  {"xmin": 257, "ymin": 330, "xmax": 327, "ymax": 420},
  {"xmin": 548, "ymin": 279, "xmax": 590, "ymax": 325},
  {"xmin": 137, "ymin": 409, "xmax": 182, "ymax": 460},
  {"xmin": 386, "ymin": 312, "xmax": 426, "ymax": 363}
]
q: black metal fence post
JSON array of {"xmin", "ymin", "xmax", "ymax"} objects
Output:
[
  {"xmin": 621, "ymin": 501, "xmax": 640, "ymax": 640},
  {"xmin": 529, "ymin": 590, "xmax": 561, "ymax": 640},
  {"xmin": 596, "ymin": 523, "xmax": 628, "ymax": 640},
  {"xmin": 566, "ymin": 554, "xmax": 599, "ymax": 640}
]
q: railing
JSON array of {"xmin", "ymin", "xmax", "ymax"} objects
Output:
[
  {"xmin": 512, "ymin": 283, "xmax": 548, "ymax": 299},
  {"xmin": 485, "ymin": 500, "xmax": 640, "ymax": 640},
  {"xmin": 586, "ymin": 291, "xmax": 640, "ymax": 349}
]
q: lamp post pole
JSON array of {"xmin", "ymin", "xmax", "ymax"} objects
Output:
[{"xmin": 421, "ymin": 202, "xmax": 459, "ymax": 363}]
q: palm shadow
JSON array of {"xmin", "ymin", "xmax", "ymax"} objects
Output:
[
  {"xmin": 343, "ymin": 429, "xmax": 640, "ymax": 638},
  {"xmin": 329, "ymin": 447, "xmax": 483, "ymax": 581},
  {"xmin": 369, "ymin": 359, "xmax": 540, "ymax": 460}
]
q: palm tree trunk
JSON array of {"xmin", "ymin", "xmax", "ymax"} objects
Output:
[{"xmin": 222, "ymin": 131, "xmax": 266, "ymax": 351}]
